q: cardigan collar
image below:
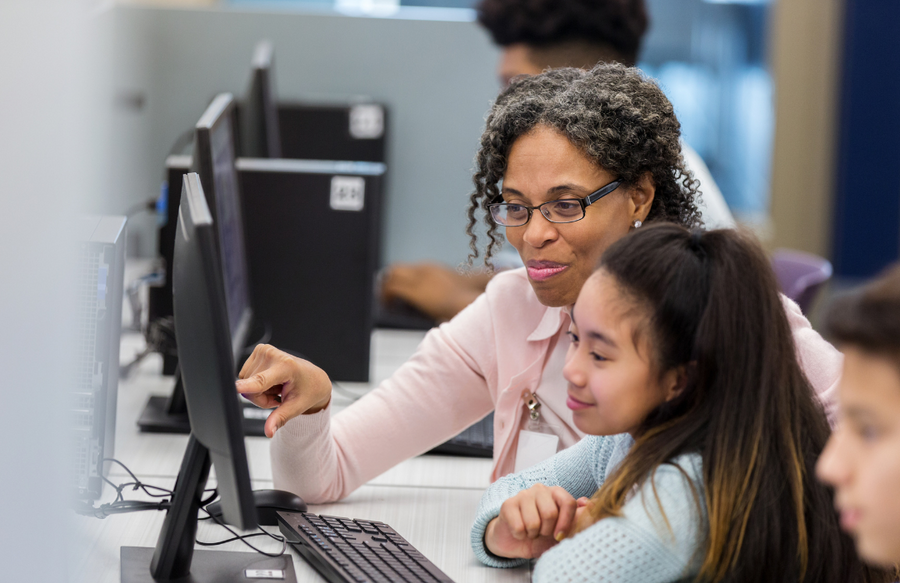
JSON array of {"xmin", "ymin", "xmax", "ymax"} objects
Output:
[{"xmin": 527, "ymin": 305, "xmax": 571, "ymax": 342}]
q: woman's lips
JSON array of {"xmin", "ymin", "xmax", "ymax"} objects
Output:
[
  {"xmin": 526, "ymin": 261, "xmax": 568, "ymax": 282},
  {"xmin": 567, "ymin": 395, "xmax": 593, "ymax": 410}
]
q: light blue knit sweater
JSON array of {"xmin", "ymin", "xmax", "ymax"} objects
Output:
[{"xmin": 471, "ymin": 434, "xmax": 707, "ymax": 583}]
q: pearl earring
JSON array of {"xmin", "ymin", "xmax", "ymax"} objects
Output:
[{"xmin": 633, "ymin": 220, "xmax": 642, "ymax": 228}]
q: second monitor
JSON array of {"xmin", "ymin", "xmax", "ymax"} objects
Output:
[{"xmin": 138, "ymin": 93, "xmax": 265, "ymax": 435}]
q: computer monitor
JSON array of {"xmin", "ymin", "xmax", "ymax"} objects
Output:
[
  {"xmin": 239, "ymin": 40, "xmax": 282, "ymax": 159},
  {"xmin": 194, "ymin": 93, "xmax": 253, "ymax": 355},
  {"xmin": 138, "ymin": 94, "xmax": 265, "ymax": 435},
  {"xmin": 150, "ymin": 41, "xmax": 280, "ymax": 346},
  {"xmin": 120, "ymin": 173, "xmax": 295, "ymax": 582},
  {"xmin": 72, "ymin": 215, "xmax": 127, "ymax": 500}
]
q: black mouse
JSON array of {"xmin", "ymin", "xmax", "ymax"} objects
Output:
[{"xmin": 205, "ymin": 489, "xmax": 307, "ymax": 526}]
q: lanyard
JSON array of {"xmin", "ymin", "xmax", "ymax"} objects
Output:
[
  {"xmin": 522, "ymin": 391, "xmax": 552, "ymax": 433},
  {"xmin": 525, "ymin": 391, "xmax": 541, "ymax": 420},
  {"xmin": 514, "ymin": 391, "xmax": 559, "ymax": 472}
]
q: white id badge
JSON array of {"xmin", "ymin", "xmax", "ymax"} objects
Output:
[{"xmin": 514, "ymin": 429, "xmax": 560, "ymax": 473}]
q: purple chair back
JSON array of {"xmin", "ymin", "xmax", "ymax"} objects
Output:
[{"xmin": 771, "ymin": 249, "xmax": 833, "ymax": 313}]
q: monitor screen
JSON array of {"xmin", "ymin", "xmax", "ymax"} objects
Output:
[
  {"xmin": 172, "ymin": 172, "xmax": 255, "ymax": 530},
  {"xmin": 194, "ymin": 93, "xmax": 252, "ymax": 355},
  {"xmin": 240, "ymin": 40, "xmax": 281, "ymax": 159}
]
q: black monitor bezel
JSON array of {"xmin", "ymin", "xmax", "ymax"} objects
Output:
[
  {"xmin": 193, "ymin": 92, "xmax": 253, "ymax": 359},
  {"xmin": 173, "ymin": 172, "xmax": 256, "ymax": 530},
  {"xmin": 240, "ymin": 40, "xmax": 282, "ymax": 159},
  {"xmin": 121, "ymin": 173, "xmax": 264, "ymax": 582}
]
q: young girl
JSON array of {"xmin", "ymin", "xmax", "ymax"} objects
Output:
[
  {"xmin": 817, "ymin": 264, "xmax": 900, "ymax": 570},
  {"xmin": 472, "ymin": 224, "xmax": 884, "ymax": 582}
]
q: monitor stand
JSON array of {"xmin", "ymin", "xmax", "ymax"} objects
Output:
[
  {"xmin": 137, "ymin": 366, "xmax": 270, "ymax": 437},
  {"xmin": 120, "ymin": 436, "xmax": 296, "ymax": 583},
  {"xmin": 121, "ymin": 546, "xmax": 292, "ymax": 583}
]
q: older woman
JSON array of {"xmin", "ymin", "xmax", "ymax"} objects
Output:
[{"xmin": 237, "ymin": 64, "xmax": 841, "ymax": 503}]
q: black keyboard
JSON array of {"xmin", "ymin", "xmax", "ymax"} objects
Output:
[
  {"xmin": 373, "ymin": 297, "xmax": 437, "ymax": 331},
  {"xmin": 428, "ymin": 413, "xmax": 494, "ymax": 458},
  {"xmin": 278, "ymin": 511, "xmax": 455, "ymax": 583}
]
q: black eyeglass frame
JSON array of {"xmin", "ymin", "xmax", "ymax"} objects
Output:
[{"xmin": 487, "ymin": 179, "xmax": 624, "ymax": 227}]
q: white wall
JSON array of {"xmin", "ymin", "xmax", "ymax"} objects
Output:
[{"xmin": 0, "ymin": 0, "xmax": 104, "ymax": 578}]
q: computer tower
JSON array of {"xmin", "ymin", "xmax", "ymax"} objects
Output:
[
  {"xmin": 237, "ymin": 158, "xmax": 385, "ymax": 382},
  {"xmin": 72, "ymin": 215, "xmax": 126, "ymax": 500},
  {"xmin": 276, "ymin": 102, "xmax": 387, "ymax": 163},
  {"xmin": 234, "ymin": 101, "xmax": 387, "ymax": 164},
  {"xmin": 147, "ymin": 154, "xmax": 191, "ymax": 375}
]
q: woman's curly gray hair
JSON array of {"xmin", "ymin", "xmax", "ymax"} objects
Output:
[{"xmin": 466, "ymin": 63, "xmax": 701, "ymax": 266}]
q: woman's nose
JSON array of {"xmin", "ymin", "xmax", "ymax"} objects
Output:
[{"xmin": 521, "ymin": 211, "xmax": 559, "ymax": 248}]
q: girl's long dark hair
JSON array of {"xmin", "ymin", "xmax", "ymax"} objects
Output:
[{"xmin": 588, "ymin": 224, "xmax": 886, "ymax": 583}]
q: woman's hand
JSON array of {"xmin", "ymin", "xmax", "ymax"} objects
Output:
[
  {"xmin": 484, "ymin": 484, "xmax": 579, "ymax": 559},
  {"xmin": 235, "ymin": 344, "xmax": 332, "ymax": 438}
]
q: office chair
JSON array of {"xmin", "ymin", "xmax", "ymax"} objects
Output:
[{"xmin": 771, "ymin": 248, "xmax": 834, "ymax": 313}]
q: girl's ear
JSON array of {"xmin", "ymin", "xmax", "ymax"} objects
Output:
[{"xmin": 661, "ymin": 363, "xmax": 692, "ymax": 403}]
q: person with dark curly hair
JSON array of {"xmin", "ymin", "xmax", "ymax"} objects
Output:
[
  {"xmin": 465, "ymin": 65, "xmax": 700, "ymax": 270},
  {"xmin": 476, "ymin": 0, "xmax": 648, "ymax": 86},
  {"xmin": 236, "ymin": 64, "xmax": 841, "ymax": 506},
  {"xmin": 381, "ymin": 0, "xmax": 734, "ymax": 323}
]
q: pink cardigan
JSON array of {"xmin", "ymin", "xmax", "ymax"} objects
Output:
[{"xmin": 269, "ymin": 268, "xmax": 841, "ymax": 503}]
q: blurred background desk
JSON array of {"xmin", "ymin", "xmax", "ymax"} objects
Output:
[{"xmin": 70, "ymin": 326, "xmax": 530, "ymax": 583}]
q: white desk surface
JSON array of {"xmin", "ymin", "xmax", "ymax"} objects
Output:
[{"xmin": 71, "ymin": 324, "xmax": 531, "ymax": 583}]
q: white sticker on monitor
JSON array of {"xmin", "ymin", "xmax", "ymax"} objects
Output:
[
  {"xmin": 349, "ymin": 104, "xmax": 384, "ymax": 139},
  {"xmin": 245, "ymin": 569, "xmax": 285, "ymax": 579},
  {"xmin": 330, "ymin": 176, "xmax": 365, "ymax": 211},
  {"xmin": 243, "ymin": 407, "xmax": 271, "ymax": 420}
]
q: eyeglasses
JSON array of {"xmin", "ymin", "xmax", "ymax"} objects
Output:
[{"xmin": 487, "ymin": 179, "xmax": 623, "ymax": 227}]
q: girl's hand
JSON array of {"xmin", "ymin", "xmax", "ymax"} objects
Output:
[
  {"xmin": 235, "ymin": 344, "xmax": 332, "ymax": 438},
  {"xmin": 484, "ymin": 484, "xmax": 578, "ymax": 559},
  {"xmin": 568, "ymin": 497, "xmax": 598, "ymax": 537}
]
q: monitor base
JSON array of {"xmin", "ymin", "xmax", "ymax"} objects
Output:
[
  {"xmin": 137, "ymin": 396, "xmax": 269, "ymax": 437},
  {"xmin": 136, "ymin": 396, "xmax": 190, "ymax": 434},
  {"xmin": 121, "ymin": 546, "xmax": 296, "ymax": 583}
]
